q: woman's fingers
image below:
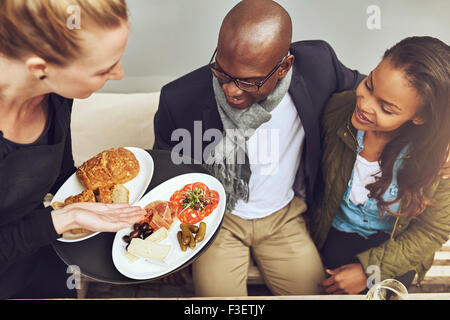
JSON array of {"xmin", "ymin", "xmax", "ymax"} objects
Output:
[
  {"xmin": 65, "ymin": 202, "xmax": 146, "ymax": 216},
  {"xmin": 119, "ymin": 211, "xmax": 147, "ymax": 224},
  {"xmin": 108, "ymin": 210, "xmax": 146, "ymax": 231},
  {"xmin": 66, "ymin": 202, "xmax": 131, "ymax": 212},
  {"xmin": 115, "ymin": 206, "xmax": 145, "ymax": 214},
  {"xmin": 114, "ymin": 207, "xmax": 147, "ymax": 221},
  {"xmin": 102, "ymin": 203, "xmax": 135, "ymax": 209},
  {"xmin": 114, "ymin": 208, "xmax": 146, "ymax": 225},
  {"xmin": 102, "ymin": 206, "xmax": 146, "ymax": 220},
  {"xmin": 89, "ymin": 204, "xmax": 146, "ymax": 217},
  {"xmin": 82, "ymin": 214, "xmax": 141, "ymax": 232},
  {"xmin": 91, "ymin": 202, "xmax": 133, "ymax": 211},
  {"xmin": 68, "ymin": 203, "xmax": 146, "ymax": 233}
]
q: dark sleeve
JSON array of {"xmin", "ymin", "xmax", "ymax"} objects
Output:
[
  {"xmin": 152, "ymin": 88, "xmax": 177, "ymax": 151},
  {"xmin": 0, "ymin": 206, "xmax": 59, "ymax": 274},
  {"xmin": 324, "ymin": 41, "xmax": 365, "ymax": 91}
]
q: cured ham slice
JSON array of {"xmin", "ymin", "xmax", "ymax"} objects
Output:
[
  {"xmin": 151, "ymin": 212, "xmax": 171, "ymax": 230},
  {"xmin": 141, "ymin": 200, "xmax": 177, "ymax": 231}
]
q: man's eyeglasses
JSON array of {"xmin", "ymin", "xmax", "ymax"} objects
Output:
[{"xmin": 208, "ymin": 48, "xmax": 289, "ymax": 93}]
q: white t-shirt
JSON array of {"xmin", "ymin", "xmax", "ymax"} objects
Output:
[
  {"xmin": 348, "ymin": 154, "xmax": 381, "ymax": 206},
  {"xmin": 231, "ymin": 93, "xmax": 305, "ymax": 220}
]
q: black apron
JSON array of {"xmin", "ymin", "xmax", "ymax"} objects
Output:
[{"xmin": 0, "ymin": 94, "xmax": 72, "ymax": 298}]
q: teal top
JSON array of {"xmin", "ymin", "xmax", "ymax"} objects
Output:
[{"xmin": 332, "ymin": 130, "xmax": 408, "ymax": 238}]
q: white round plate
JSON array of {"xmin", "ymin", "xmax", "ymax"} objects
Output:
[
  {"xmin": 112, "ymin": 173, "xmax": 226, "ymax": 280},
  {"xmin": 53, "ymin": 147, "xmax": 154, "ymax": 242}
]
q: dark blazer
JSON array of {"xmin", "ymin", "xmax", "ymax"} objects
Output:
[{"xmin": 153, "ymin": 40, "xmax": 364, "ymax": 205}]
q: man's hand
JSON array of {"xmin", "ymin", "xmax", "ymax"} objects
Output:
[{"xmin": 319, "ymin": 263, "xmax": 367, "ymax": 294}]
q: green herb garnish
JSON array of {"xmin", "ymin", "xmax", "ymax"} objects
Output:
[{"xmin": 181, "ymin": 188, "xmax": 208, "ymax": 212}]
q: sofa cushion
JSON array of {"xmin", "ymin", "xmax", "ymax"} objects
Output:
[{"xmin": 71, "ymin": 92, "xmax": 160, "ymax": 166}]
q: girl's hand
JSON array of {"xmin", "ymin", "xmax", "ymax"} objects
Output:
[
  {"xmin": 319, "ymin": 263, "xmax": 368, "ymax": 294},
  {"xmin": 51, "ymin": 202, "xmax": 147, "ymax": 234}
]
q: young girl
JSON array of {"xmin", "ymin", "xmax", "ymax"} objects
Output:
[{"xmin": 310, "ymin": 36, "xmax": 450, "ymax": 294}]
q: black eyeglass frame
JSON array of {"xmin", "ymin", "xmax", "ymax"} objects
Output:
[{"xmin": 208, "ymin": 48, "xmax": 290, "ymax": 93}]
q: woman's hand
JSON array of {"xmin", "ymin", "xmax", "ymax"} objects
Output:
[
  {"xmin": 51, "ymin": 202, "xmax": 146, "ymax": 234},
  {"xmin": 319, "ymin": 263, "xmax": 367, "ymax": 294}
]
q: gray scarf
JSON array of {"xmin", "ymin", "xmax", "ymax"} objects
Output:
[{"xmin": 204, "ymin": 67, "xmax": 293, "ymax": 212}]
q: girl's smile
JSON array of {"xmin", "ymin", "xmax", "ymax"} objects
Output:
[
  {"xmin": 353, "ymin": 105, "xmax": 374, "ymax": 125},
  {"xmin": 352, "ymin": 57, "xmax": 425, "ymax": 135}
]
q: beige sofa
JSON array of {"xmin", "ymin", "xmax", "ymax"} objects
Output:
[{"xmin": 71, "ymin": 92, "xmax": 161, "ymax": 167}]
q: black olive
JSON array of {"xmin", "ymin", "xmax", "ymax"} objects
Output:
[
  {"xmin": 129, "ymin": 230, "xmax": 140, "ymax": 239},
  {"xmin": 122, "ymin": 235, "xmax": 131, "ymax": 243},
  {"xmin": 141, "ymin": 222, "xmax": 149, "ymax": 231},
  {"xmin": 193, "ymin": 203, "xmax": 200, "ymax": 210},
  {"xmin": 142, "ymin": 229, "xmax": 153, "ymax": 239},
  {"xmin": 133, "ymin": 223, "xmax": 140, "ymax": 231}
]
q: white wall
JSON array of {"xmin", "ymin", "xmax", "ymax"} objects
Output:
[{"xmin": 100, "ymin": 0, "xmax": 450, "ymax": 93}]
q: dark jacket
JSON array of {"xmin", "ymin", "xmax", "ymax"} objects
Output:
[
  {"xmin": 0, "ymin": 94, "xmax": 76, "ymax": 298},
  {"xmin": 310, "ymin": 90, "xmax": 450, "ymax": 282},
  {"xmin": 153, "ymin": 40, "xmax": 364, "ymax": 205}
]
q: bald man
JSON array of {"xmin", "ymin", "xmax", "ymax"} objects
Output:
[{"xmin": 153, "ymin": 0, "xmax": 364, "ymax": 296}]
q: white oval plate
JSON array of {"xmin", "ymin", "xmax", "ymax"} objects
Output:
[
  {"xmin": 52, "ymin": 147, "xmax": 154, "ymax": 242},
  {"xmin": 112, "ymin": 173, "xmax": 226, "ymax": 280}
]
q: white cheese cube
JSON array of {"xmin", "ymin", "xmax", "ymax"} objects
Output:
[
  {"xmin": 127, "ymin": 238, "xmax": 171, "ymax": 261},
  {"xmin": 145, "ymin": 227, "xmax": 168, "ymax": 243}
]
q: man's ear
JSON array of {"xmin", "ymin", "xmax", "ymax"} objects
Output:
[
  {"xmin": 25, "ymin": 56, "xmax": 48, "ymax": 80},
  {"xmin": 277, "ymin": 54, "xmax": 294, "ymax": 79}
]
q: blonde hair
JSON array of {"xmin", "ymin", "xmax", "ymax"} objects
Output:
[{"xmin": 0, "ymin": 0, "xmax": 128, "ymax": 65}]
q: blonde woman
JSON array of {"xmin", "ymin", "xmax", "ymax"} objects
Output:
[{"xmin": 0, "ymin": 0, "xmax": 145, "ymax": 299}]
